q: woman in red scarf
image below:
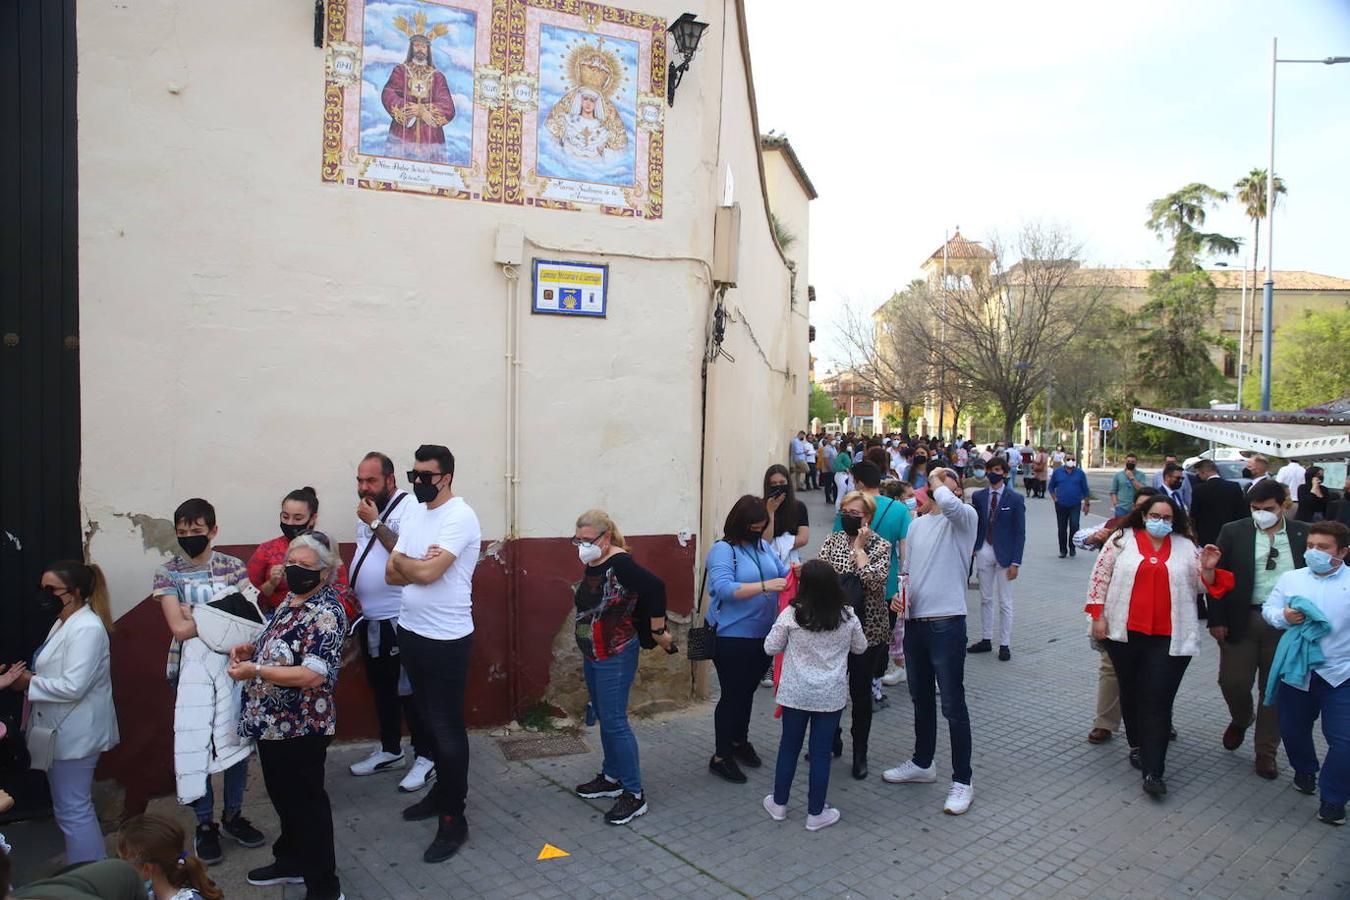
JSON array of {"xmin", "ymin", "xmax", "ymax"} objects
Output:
[{"xmin": 1085, "ymin": 496, "xmax": 1231, "ymax": 798}]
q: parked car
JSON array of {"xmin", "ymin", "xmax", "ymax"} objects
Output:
[{"xmin": 1182, "ymin": 447, "xmax": 1247, "ymax": 470}]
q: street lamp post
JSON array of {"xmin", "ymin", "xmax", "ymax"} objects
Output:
[{"xmin": 1260, "ymin": 39, "xmax": 1350, "ymax": 411}]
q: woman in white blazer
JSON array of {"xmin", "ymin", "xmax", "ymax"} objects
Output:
[
  {"xmin": 1084, "ymin": 498, "xmax": 1226, "ymax": 799},
  {"xmin": 3, "ymin": 561, "xmax": 119, "ymax": 863}
]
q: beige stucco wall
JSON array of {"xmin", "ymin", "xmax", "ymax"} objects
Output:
[{"xmin": 76, "ymin": 0, "xmax": 803, "ymax": 616}]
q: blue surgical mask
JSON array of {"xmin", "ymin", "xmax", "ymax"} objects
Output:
[
  {"xmin": 972, "ymin": 469, "xmax": 986, "ymax": 479},
  {"xmin": 904, "ymin": 497, "xmax": 918, "ymax": 511},
  {"xmin": 1305, "ymin": 548, "xmax": 1341, "ymax": 576},
  {"xmin": 1145, "ymin": 519, "xmax": 1173, "ymax": 538}
]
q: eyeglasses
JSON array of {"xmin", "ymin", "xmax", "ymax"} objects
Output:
[
  {"xmin": 407, "ymin": 470, "xmax": 444, "ymax": 485},
  {"xmin": 570, "ymin": 532, "xmax": 607, "ymax": 546},
  {"xmin": 1145, "ymin": 514, "xmax": 1174, "ymax": 523},
  {"xmin": 1266, "ymin": 545, "xmax": 1280, "ymax": 571}
]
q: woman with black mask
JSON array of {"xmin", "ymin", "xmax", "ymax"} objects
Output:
[
  {"xmin": 1295, "ymin": 466, "xmax": 1330, "ymax": 523},
  {"xmin": 764, "ymin": 465, "xmax": 810, "ymax": 566},
  {"xmin": 247, "ymin": 488, "xmax": 355, "ymax": 618}
]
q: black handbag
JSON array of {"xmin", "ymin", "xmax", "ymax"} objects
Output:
[{"xmin": 685, "ymin": 568, "xmax": 717, "ymax": 661}]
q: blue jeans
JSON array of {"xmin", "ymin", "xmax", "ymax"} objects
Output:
[
  {"xmin": 583, "ymin": 640, "xmax": 642, "ymax": 794},
  {"xmin": 774, "ymin": 706, "xmax": 843, "ymax": 815},
  {"xmin": 1279, "ymin": 674, "xmax": 1350, "ymax": 805},
  {"xmin": 904, "ymin": 616, "xmax": 973, "ymax": 784},
  {"xmin": 190, "ymin": 757, "xmax": 248, "ymax": 825}
]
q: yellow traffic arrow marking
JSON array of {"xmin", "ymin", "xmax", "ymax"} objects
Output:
[{"xmin": 537, "ymin": 843, "xmax": 570, "ymax": 861}]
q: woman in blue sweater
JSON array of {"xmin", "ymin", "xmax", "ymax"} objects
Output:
[{"xmin": 705, "ymin": 495, "xmax": 789, "ymax": 783}]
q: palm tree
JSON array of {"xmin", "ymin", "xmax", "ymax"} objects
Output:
[
  {"xmin": 1234, "ymin": 168, "xmax": 1287, "ymax": 370},
  {"xmin": 1146, "ymin": 183, "xmax": 1241, "ymax": 270}
]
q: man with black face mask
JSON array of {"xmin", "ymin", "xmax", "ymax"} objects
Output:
[
  {"xmin": 386, "ymin": 444, "xmax": 482, "ymax": 864},
  {"xmin": 152, "ymin": 498, "xmax": 266, "ymax": 865},
  {"xmin": 348, "ymin": 452, "xmax": 435, "ymax": 793}
]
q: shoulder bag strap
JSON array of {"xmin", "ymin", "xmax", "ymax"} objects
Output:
[{"xmin": 349, "ymin": 492, "xmax": 407, "ymax": 586}]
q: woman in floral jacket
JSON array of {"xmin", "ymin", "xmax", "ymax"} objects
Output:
[{"xmin": 227, "ymin": 531, "xmax": 348, "ymax": 900}]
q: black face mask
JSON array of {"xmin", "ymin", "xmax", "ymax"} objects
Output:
[
  {"xmin": 412, "ymin": 479, "xmax": 441, "ymax": 504},
  {"xmin": 987, "ymin": 472, "xmax": 1005, "ymax": 485},
  {"xmin": 38, "ymin": 587, "xmax": 66, "ymax": 617},
  {"xmin": 841, "ymin": 514, "xmax": 863, "ymax": 536},
  {"xmin": 284, "ymin": 564, "xmax": 323, "ymax": 596},
  {"xmin": 280, "ymin": 521, "xmax": 310, "ymax": 541},
  {"xmin": 1125, "ymin": 462, "xmax": 1136, "ymax": 470},
  {"xmin": 178, "ymin": 534, "xmax": 210, "ymax": 558}
]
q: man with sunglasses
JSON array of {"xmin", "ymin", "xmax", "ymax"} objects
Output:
[
  {"xmin": 385, "ymin": 444, "xmax": 481, "ymax": 864},
  {"xmin": 1210, "ymin": 479, "xmax": 1309, "ymax": 779}
]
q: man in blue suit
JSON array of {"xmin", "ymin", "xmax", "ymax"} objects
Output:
[{"xmin": 967, "ymin": 456, "xmax": 1026, "ymax": 661}]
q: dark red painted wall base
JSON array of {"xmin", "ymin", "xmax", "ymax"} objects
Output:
[{"xmin": 98, "ymin": 534, "xmax": 694, "ymax": 814}]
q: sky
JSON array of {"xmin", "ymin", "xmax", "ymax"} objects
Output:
[{"xmin": 743, "ymin": 0, "xmax": 1350, "ymax": 370}]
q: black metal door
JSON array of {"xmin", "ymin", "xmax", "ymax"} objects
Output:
[{"xmin": 0, "ymin": 0, "xmax": 80, "ymax": 666}]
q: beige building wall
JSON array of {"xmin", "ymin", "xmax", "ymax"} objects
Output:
[{"xmin": 76, "ymin": 0, "xmax": 805, "ymax": 616}]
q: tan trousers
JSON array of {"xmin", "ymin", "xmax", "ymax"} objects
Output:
[
  {"xmin": 1094, "ymin": 651, "xmax": 1121, "ymax": 732},
  {"xmin": 1217, "ymin": 607, "xmax": 1283, "ymax": 757}
]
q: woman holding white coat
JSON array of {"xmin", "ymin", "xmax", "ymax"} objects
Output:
[{"xmin": 2, "ymin": 560, "xmax": 119, "ymax": 863}]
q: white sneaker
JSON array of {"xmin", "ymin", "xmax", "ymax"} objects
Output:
[
  {"xmin": 398, "ymin": 756, "xmax": 436, "ymax": 793},
  {"xmin": 881, "ymin": 665, "xmax": 907, "ymax": 686},
  {"xmin": 805, "ymin": 806, "xmax": 840, "ymax": 831},
  {"xmin": 762, "ymin": 794, "xmax": 787, "ymax": 821},
  {"xmin": 349, "ymin": 748, "xmax": 405, "ymax": 777},
  {"xmin": 882, "ymin": 760, "xmax": 938, "ymax": 784},
  {"xmin": 760, "ymin": 674, "xmax": 775, "ymax": 688},
  {"xmin": 943, "ymin": 781, "xmax": 974, "ymax": 815}
]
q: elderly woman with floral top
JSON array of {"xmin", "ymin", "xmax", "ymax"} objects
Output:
[
  {"xmin": 818, "ymin": 491, "xmax": 892, "ymax": 780},
  {"xmin": 226, "ymin": 532, "xmax": 348, "ymax": 900}
]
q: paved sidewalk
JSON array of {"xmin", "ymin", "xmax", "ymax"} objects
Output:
[{"xmin": 11, "ymin": 486, "xmax": 1349, "ymax": 897}]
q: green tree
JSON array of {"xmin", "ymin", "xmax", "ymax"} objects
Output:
[
  {"xmin": 808, "ymin": 382, "xmax": 837, "ymax": 423},
  {"xmin": 1240, "ymin": 307, "xmax": 1350, "ymax": 409},
  {"xmin": 1048, "ymin": 302, "xmax": 1132, "ymax": 436},
  {"xmin": 1233, "ymin": 168, "xmax": 1287, "ymax": 366},
  {"xmin": 1146, "ymin": 183, "xmax": 1241, "ymax": 271},
  {"xmin": 1135, "ymin": 270, "xmax": 1231, "ymax": 407}
]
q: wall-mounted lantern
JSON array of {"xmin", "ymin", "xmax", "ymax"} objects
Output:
[{"xmin": 667, "ymin": 13, "xmax": 709, "ymax": 106}]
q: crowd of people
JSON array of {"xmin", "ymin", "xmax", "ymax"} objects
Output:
[{"xmin": 1, "ymin": 432, "xmax": 1348, "ymax": 897}]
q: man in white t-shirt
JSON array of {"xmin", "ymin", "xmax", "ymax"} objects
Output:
[
  {"xmin": 386, "ymin": 444, "xmax": 482, "ymax": 865},
  {"xmin": 1277, "ymin": 460, "xmax": 1307, "ymax": 497},
  {"xmin": 347, "ymin": 451, "xmax": 436, "ymax": 792}
]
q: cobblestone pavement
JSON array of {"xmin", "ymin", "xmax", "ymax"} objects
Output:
[{"xmin": 12, "ymin": 478, "xmax": 1350, "ymax": 898}]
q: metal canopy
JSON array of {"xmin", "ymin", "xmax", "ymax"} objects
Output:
[{"xmin": 1132, "ymin": 407, "xmax": 1350, "ymax": 460}]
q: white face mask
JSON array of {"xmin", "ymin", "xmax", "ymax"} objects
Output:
[
  {"xmin": 577, "ymin": 541, "xmax": 603, "ymax": 565},
  {"xmin": 1065, "ymin": 460, "xmax": 1077, "ymax": 469},
  {"xmin": 1251, "ymin": 509, "xmax": 1280, "ymax": 531}
]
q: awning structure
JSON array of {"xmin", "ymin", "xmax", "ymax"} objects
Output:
[{"xmin": 1132, "ymin": 407, "xmax": 1350, "ymax": 460}]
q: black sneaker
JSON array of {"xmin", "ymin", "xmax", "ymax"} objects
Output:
[
  {"xmin": 998, "ymin": 645, "xmax": 1011, "ymax": 661},
  {"xmin": 604, "ymin": 791, "xmax": 648, "ymax": 825},
  {"xmin": 1142, "ymin": 775, "xmax": 1167, "ymax": 798},
  {"xmin": 731, "ymin": 742, "xmax": 762, "ymax": 768},
  {"xmin": 708, "ymin": 755, "xmax": 747, "ymax": 784},
  {"xmin": 402, "ymin": 793, "xmax": 439, "ymax": 821},
  {"xmin": 967, "ymin": 639, "xmax": 992, "ymax": 654},
  {"xmin": 1318, "ymin": 801, "xmax": 1346, "ymax": 826},
  {"xmin": 246, "ymin": 862, "xmax": 305, "ymax": 886},
  {"xmin": 1128, "ymin": 748, "xmax": 1142, "ymax": 771},
  {"xmin": 221, "ymin": 813, "xmax": 266, "ymax": 848},
  {"xmin": 575, "ymin": 773, "xmax": 623, "ymax": 799},
  {"xmin": 194, "ymin": 823, "xmax": 223, "ymax": 866},
  {"xmin": 1294, "ymin": 771, "xmax": 1318, "ymax": 795},
  {"xmin": 423, "ymin": 815, "xmax": 468, "ymax": 864},
  {"xmin": 1069, "ymin": 547, "xmax": 1077, "ymax": 558}
]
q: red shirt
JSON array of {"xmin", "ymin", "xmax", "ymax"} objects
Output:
[
  {"xmin": 247, "ymin": 534, "xmax": 357, "ymax": 618},
  {"xmin": 1127, "ymin": 530, "xmax": 1173, "ymax": 636}
]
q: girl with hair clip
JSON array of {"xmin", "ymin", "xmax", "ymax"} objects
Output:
[
  {"xmin": 2, "ymin": 560, "xmax": 119, "ymax": 864},
  {"xmin": 118, "ymin": 813, "xmax": 223, "ymax": 900}
]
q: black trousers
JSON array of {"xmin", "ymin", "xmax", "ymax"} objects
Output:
[
  {"xmin": 1054, "ymin": 503, "xmax": 1081, "ymax": 554},
  {"xmin": 847, "ymin": 644, "xmax": 887, "ymax": 755},
  {"xmin": 360, "ymin": 619, "xmax": 432, "ymax": 758},
  {"xmin": 712, "ymin": 636, "xmax": 769, "ymax": 758},
  {"xmin": 1104, "ymin": 632, "xmax": 1190, "ymax": 779},
  {"xmin": 258, "ymin": 735, "xmax": 338, "ymax": 897},
  {"xmin": 398, "ymin": 627, "xmax": 473, "ymax": 818}
]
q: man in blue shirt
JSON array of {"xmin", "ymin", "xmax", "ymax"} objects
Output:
[
  {"xmin": 1047, "ymin": 454, "xmax": 1090, "ymax": 559},
  {"xmin": 789, "ymin": 431, "xmax": 809, "ymax": 491},
  {"xmin": 1262, "ymin": 520, "xmax": 1350, "ymax": 826}
]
